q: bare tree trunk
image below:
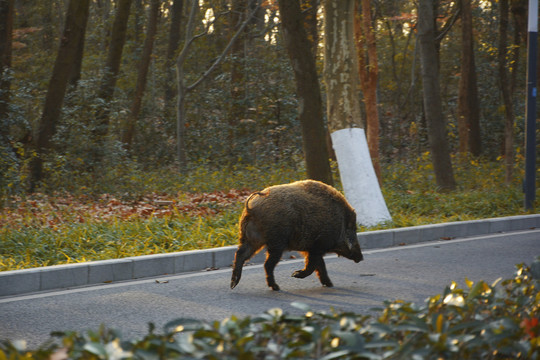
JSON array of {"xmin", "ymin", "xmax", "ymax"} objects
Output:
[
  {"xmin": 95, "ymin": 0, "xmax": 132, "ymax": 139},
  {"xmin": 457, "ymin": 0, "xmax": 481, "ymax": 157},
  {"xmin": 29, "ymin": 0, "xmax": 90, "ymax": 191},
  {"xmin": 324, "ymin": 0, "xmax": 363, "ymax": 132},
  {"xmin": 278, "ymin": 0, "xmax": 333, "ymax": 186},
  {"xmin": 301, "ymin": 0, "xmax": 318, "ymax": 53},
  {"xmin": 164, "ymin": 0, "xmax": 183, "ymax": 116},
  {"xmin": 323, "ymin": 0, "xmax": 391, "ymax": 226},
  {"xmin": 417, "ymin": 0, "xmax": 456, "ymax": 192},
  {"xmin": 0, "ymin": 0, "xmax": 14, "ymax": 144},
  {"xmin": 122, "ymin": 0, "xmax": 160, "ymax": 149},
  {"xmin": 228, "ymin": 0, "xmax": 247, "ymax": 157},
  {"xmin": 68, "ymin": 22, "xmax": 87, "ymax": 87},
  {"xmin": 175, "ymin": 0, "xmax": 199, "ymax": 167},
  {"xmin": 354, "ymin": 0, "xmax": 382, "ymax": 183},
  {"xmin": 498, "ymin": 0, "xmax": 514, "ymax": 184}
]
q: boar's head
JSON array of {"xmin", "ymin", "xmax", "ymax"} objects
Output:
[{"xmin": 335, "ymin": 209, "xmax": 364, "ymax": 263}]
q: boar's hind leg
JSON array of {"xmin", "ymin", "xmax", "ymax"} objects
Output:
[
  {"xmin": 231, "ymin": 244, "xmax": 256, "ymax": 289},
  {"xmin": 264, "ymin": 249, "xmax": 283, "ymax": 291}
]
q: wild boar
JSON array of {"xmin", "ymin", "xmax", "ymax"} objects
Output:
[{"xmin": 230, "ymin": 180, "xmax": 364, "ymax": 291}]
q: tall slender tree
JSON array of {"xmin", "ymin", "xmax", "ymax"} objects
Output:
[
  {"xmin": 277, "ymin": 0, "xmax": 333, "ymax": 185},
  {"xmin": 354, "ymin": 0, "xmax": 382, "ymax": 183},
  {"xmin": 0, "ymin": 0, "xmax": 14, "ymax": 141},
  {"xmin": 122, "ymin": 0, "xmax": 160, "ymax": 149},
  {"xmin": 417, "ymin": 0, "xmax": 456, "ymax": 191},
  {"xmin": 457, "ymin": 0, "xmax": 481, "ymax": 156},
  {"xmin": 498, "ymin": 0, "xmax": 514, "ymax": 184},
  {"xmin": 229, "ymin": 0, "xmax": 247, "ymax": 127},
  {"xmin": 164, "ymin": 0, "xmax": 184, "ymax": 117},
  {"xmin": 95, "ymin": 0, "xmax": 132, "ymax": 139},
  {"xmin": 68, "ymin": 20, "xmax": 87, "ymax": 88},
  {"xmin": 29, "ymin": 0, "xmax": 90, "ymax": 191},
  {"xmin": 301, "ymin": 0, "xmax": 318, "ymax": 53}
]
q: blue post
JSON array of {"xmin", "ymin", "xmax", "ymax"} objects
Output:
[{"xmin": 525, "ymin": 0, "xmax": 538, "ymax": 210}]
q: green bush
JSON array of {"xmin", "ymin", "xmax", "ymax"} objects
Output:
[{"xmin": 2, "ymin": 262, "xmax": 538, "ymax": 359}]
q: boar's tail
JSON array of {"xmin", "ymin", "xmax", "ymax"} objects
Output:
[{"xmin": 245, "ymin": 191, "xmax": 267, "ymax": 211}]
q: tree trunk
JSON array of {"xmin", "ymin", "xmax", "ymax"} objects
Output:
[
  {"xmin": 0, "ymin": 0, "xmax": 14, "ymax": 145},
  {"xmin": 122, "ymin": 0, "xmax": 160, "ymax": 149},
  {"xmin": 354, "ymin": 0, "xmax": 382, "ymax": 183},
  {"xmin": 324, "ymin": 0, "xmax": 363, "ymax": 132},
  {"xmin": 228, "ymin": 0, "xmax": 247, "ymax": 156},
  {"xmin": 301, "ymin": 0, "xmax": 318, "ymax": 53},
  {"xmin": 457, "ymin": 0, "xmax": 481, "ymax": 157},
  {"xmin": 29, "ymin": 0, "xmax": 90, "ymax": 191},
  {"xmin": 498, "ymin": 0, "xmax": 514, "ymax": 184},
  {"xmin": 68, "ymin": 21, "xmax": 88, "ymax": 87},
  {"xmin": 164, "ymin": 0, "xmax": 183, "ymax": 116},
  {"xmin": 277, "ymin": 0, "xmax": 333, "ymax": 186},
  {"xmin": 175, "ymin": 0, "xmax": 199, "ymax": 167},
  {"xmin": 323, "ymin": 0, "xmax": 391, "ymax": 226},
  {"xmin": 95, "ymin": 0, "xmax": 132, "ymax": 138},
  {"xmin": 417, "ymin": 0, "xmax": 456, "ymax": 192}
]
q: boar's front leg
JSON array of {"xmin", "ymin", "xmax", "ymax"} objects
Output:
[
  {"xmin": 292, "ymin": 253, "xmax": 333, "ymax": 287},
  {"xmin": 264, "ymin": 249, "xmax": 283, "ymax": 291},
  {"xmin": 314, "ymin": 256, "xmax": 333, "ymax": 287},
  {"xmin": 291, "ymin": 253, "xmax": 317, "ymax": 279}
]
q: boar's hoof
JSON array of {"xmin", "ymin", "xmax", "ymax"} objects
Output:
[
  {"xmin": 291, "ymin": 270, "xmax": 309, "ymax": 279},
  {"xmin": 268, "ymin": 283, "xmax": 280, "ymax": 291},
  {"xmin": 230, "ymin": 276, "xmax": 240, "ymax": 290},
  {"xmin": 322, "ymin": 280, "xmax": 334, "ymax": 287}
]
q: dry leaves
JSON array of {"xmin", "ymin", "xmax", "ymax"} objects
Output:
[{"xmin": 0, "ymin": 189, "xmax": 253, "ymax": 229}]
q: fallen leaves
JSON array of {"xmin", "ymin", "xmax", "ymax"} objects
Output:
[{"xmin": 0, "ymin": 189, "xmax": 254, "ymax": 230}]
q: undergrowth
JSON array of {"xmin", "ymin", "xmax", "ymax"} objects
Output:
[
  {"xmin": 2, "ymin": 263, "xmax": 539, "ymax": 359},
  {"xmin": 0, "ymin": 156, "xmax": 537, "ymax": 271}
]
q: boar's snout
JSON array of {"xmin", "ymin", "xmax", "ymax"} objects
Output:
[
  {"xmin": 348, "ymin": 247, "xmax": 363, "ymax": 263},
  {"xmin": 337, "ymin": 230, "xmax": 363, "ymax": 263},
  {"xmin": 338, "ymin": 249, "xmax": 363, "ymax": 263}
]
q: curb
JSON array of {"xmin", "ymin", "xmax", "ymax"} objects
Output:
[{"xmin": 1, "ymin": 214, "xmax": 539, "ymax": 298}]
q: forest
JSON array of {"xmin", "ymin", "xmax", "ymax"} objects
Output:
[{"xmin": 0, "ymin": 0, "xmax": 537, "ymax": 198}]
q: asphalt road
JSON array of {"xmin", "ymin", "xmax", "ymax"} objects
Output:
[{"xmin": 1, "ymin": 229, "xmax": 539, "ymax": 348}]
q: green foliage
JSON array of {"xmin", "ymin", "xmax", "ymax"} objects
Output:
[
  {"xmin": 1, "ymin": 263, "xmax": 538, "ymax": 359},
  {"xmin": 376, "ymin": 153, "xmax": 530, "ymax": 229},
  {"xmin": 3, "ymin": 0, "xmax": 533, "ymax": 204}
]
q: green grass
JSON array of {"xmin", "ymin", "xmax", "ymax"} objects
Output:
[
  {"xmin": 0, "ymin": 211, "xmax": 242, "ymax": 270},
  {"xmin": 0, "ymin": 156, "xmax": 537, "ymax": 271}
]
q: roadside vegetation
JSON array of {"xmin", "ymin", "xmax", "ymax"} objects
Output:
[
  {"xmin": 1, "ymin": 262, "xmax": 538, "ymax": 359},
  {"xmin": 0, "ymin": 155, "xmax": 535, "ymax": 272}
]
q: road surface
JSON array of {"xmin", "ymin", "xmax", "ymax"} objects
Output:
[{"xmin": 0, "ymin": 229, "xmax": 539, "ymax": 348}]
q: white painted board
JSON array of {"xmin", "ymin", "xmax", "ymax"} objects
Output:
[{"xmin": 331, "ymin": 127, "xmax": 392, "ymax": 227}]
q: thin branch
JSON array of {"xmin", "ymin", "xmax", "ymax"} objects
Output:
[
  {"xmin": 435, "ymin": 3, "xmax": 461, "ymax": 42},
  {"xmin": 186, "ymin": 0, "xmax": 261, "ymax": 91},
  {"xmin": 176, "ymin": 0, "xmax": 198, "ymax": 68}
]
